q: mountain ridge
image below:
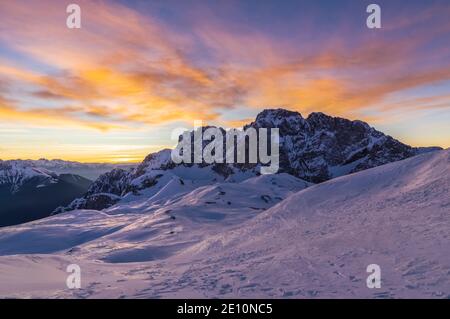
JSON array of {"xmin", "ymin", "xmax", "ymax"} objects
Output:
[{"xmin": 59, "ymin": 108, "xmax": 442, "ymax": 212}]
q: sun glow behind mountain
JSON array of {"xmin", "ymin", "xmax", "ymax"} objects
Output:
[{"xmin": 0, "ymin": 0, "xmax": 449, "ymax": 162}]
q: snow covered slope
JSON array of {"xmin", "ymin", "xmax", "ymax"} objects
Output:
[
  {"xmin": 0, "ymin": 149, "xmax": 447, "ymax": 298},
  {"xmin": 0, "ymin": 174, "xmax": 310, "ymax": 260},
  {"xmin": 57, "ymin": 149, "xmax": 264, "ymax": 213},
  {"xmin": 170, "ymin": 149, "xmax": 450, "ymax": 298}
]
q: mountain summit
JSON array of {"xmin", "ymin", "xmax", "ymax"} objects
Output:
[{"xmin": 248, "ymin": 108, "xmax": 441, "ymax": 182}]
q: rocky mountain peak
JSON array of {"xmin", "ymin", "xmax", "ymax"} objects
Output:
[
  {"xmin": 135, "ymin": 149, "xmax": 173, "ymax": 176},
  {"xmin": 251, "ymin": 108, "xmax": 304, "ymax": 127}
]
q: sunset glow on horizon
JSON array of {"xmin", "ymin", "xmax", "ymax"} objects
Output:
[{"xmin": 1, "ymin": 0, "xmax": 449, "ymax": 163}]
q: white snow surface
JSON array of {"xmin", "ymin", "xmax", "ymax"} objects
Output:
[{"xmin": 0, "ymin": 150, "xmax": 448, "ymax": 298}]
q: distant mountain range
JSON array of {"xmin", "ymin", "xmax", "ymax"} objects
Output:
[
  {"xmin": 59, "ymin": 108, "xmax": 442, "ymax": 212},
  {"xmin": 0, "ymin": 159, "xmax": 136, "ymax": 180},
  {"xmin": 0, "ymin": 162, "xmax": 91, "ymax": 227},
  {"xmin": 0, "ymin": 160, "xmax": 136, "ymax": 227}
]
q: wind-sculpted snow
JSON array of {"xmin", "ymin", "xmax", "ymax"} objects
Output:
[
  {"xmin": 0, "ymin": 173, "xmax": 310, "ymax": 261},
  {"xmin": 174, "ymin": 149, "xmax": 450, "ymax": 298},
  {"xmin": 0, "ymin": 149, "xmax": 448, "ymax": 298},
  {"xmin": 0, "ymin": 210, "xmax": 130, "ymax": 255}
]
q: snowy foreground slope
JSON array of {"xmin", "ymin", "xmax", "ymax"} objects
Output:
[{"xmin": 0, "ymin": 150, "xmax": 448, "ymax": 298}]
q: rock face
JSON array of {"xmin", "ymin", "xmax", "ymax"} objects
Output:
[
  {"xmin": 83, "ymin": 168, "xmax": 130, "ymax": 197},
  {"xmin": 56, "ymin": 150, "xmax": 174, "ymax": 212},
  {"xmin": 61, "ymin": 108, "xmax": 442, "ymax": 211},
  {"xmin": 246, "ymin": 109, "xmax": 432, "ymax": 182}
]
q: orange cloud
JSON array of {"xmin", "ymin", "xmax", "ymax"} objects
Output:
[
  {"xmin": 0, "ymin": 102, "xmax": 122, "ymax": 131},
  {"xmin": 0, "ymin": 0, "xmax": 449, "ymax": 134}
]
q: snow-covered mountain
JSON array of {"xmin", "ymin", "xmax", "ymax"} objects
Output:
[
  {"xmin": 56, "ymin": 149, "xmax": 265, "ymax": 212},
  {"xmin": 0, "ymin": 161, "xmax": 91, "ymax": 227},
  {"xmin": 0, "ymin": 173, "xmax": 310, "ymax": 259},
  {"xmin": 0, "ymin": 109, "xmax": 446, "ymax": 298},
  {"xmin": 0, "ymin": 149, "xmax": 447, "ymax": 298},
  {"xmin": 61, "ymin": 109, "xmax": 441, "ymax": 212},
  {"xmin": 0, "ymin": 161, "xmax": 59, "ymax": 194},
  {"xmin": 0, "ymin": 159, "xmax": 136, "ymax": 180}
]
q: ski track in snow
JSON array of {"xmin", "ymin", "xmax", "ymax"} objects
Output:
[{"xmin": 0, "ymin": 150, "xmax": 449, "ymax": 298}]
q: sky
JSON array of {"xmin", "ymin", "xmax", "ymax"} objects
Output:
[{"xmin": 0, "ymin": 0, "xmax": 449, "ymax": 163}]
